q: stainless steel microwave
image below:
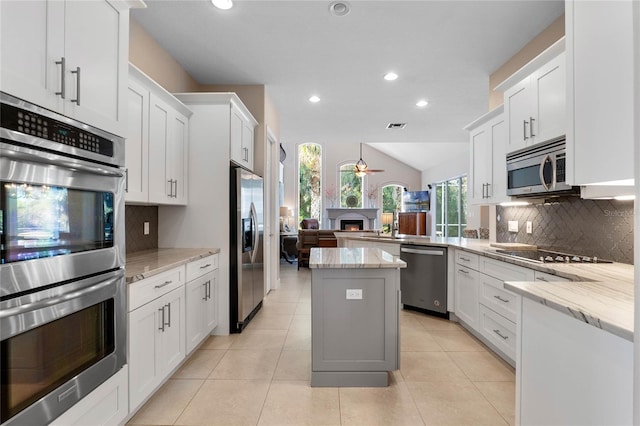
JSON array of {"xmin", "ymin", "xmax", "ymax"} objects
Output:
[{"xmin": 506, "ymin": 138, "xmax": 579, "ymax": 197}]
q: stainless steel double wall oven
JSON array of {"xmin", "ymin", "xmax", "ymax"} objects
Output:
[{"xmin": 0, "ymin": 92, "xmax": 126, "ymax": 425}]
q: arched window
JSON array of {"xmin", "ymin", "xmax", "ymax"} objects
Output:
[
  {"xmin": 298, "ymin": 143, "xmax": 322, "ymax": 224},
  {"xmin": 339, "ymin": 164, "xmax": 363, "ymax": 208}
]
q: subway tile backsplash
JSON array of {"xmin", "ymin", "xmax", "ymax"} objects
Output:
[
  {"xmin": 125, "ymin": 205, "xmax": 159, "ymax": 253},
  {"xmin": 496, "ymin": 198, "xmax": 634, "ymax": 264}
]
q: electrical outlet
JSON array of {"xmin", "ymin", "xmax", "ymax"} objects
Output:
[
  {"xmin": 143, "ymin": 222, "xmax": 150, "ymax": 235},
  {"xmin": 346, "ymin": 289, "xmax": 362, "ymax": 300},
  {"xmin": 526, "ymin": 221, "xmax": 533, "ymax": 234},
  {"xmin": 508, "ymin": 220, "xmax": 518, "ymax": 232}
]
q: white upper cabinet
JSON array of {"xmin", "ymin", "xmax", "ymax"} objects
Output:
[
  {"xmin": 566, "ymin": 0, "xmax": 634, "ymax": 186},
  {"xmin": 0, "ymin": 0, "xmax": 139, "ymax": 137},
  {"xmin": 465, "ymin": 106, "xmax": 510, "ymax": 205},
  {"xmin": 230, "ymin": 102, "xmax": 256, "ymax": 171},
  {"xmin": 498, "ymin": 40, "xmax": 566, "ymax": 153},
  {"xmin": 126, "ymin": 79, "xmax": 150, "ymax": 203},
  {"xmin": 127, "ymin": 65, "xmax": 192, "ymax": 205}
]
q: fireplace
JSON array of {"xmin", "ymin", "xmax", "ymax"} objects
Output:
[{"xmin": 341, "ymin": 220, "xmax": 364, "ymax": 231}]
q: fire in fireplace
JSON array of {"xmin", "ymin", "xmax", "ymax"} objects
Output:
[{"xmin": 341, "ymin": 220, "xmax": 364, "ymax": 231}]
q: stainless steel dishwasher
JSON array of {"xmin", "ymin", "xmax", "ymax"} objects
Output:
[{"xmin": 400, "ymin": 244, "xmax": 447, "ymax": 314}]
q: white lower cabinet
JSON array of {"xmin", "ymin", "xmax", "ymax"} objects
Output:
[
  {"xmin": 454, "ymin": 252, "xmax": 536, "ymax": 365},
  {"xmin": 129, "ymin": 285, "xmax": 185, "ymax": 412},
  {"xmin": 185, "ymin": 270, "xmax": 219, "ymax": 354},
  {"xmin": 127, "ymin": 255, "xmax": 220, "ymax": 418},
  {"xmin": 454, "ymin": 265, "xmax": 479, "ymax": 328},
  {"xmin": 50, "ymin": 366, "xmax": 129, "ymax": 426}
]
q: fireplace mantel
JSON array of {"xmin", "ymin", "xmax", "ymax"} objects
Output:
[{"xmin": 326, "ymin": 208, "xmax": 379, "ymax": 229}]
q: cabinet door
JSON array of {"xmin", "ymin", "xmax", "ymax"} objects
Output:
[
  {"xmin": 531, "ymin": 53, "xmax": 565, "ymax": 144},
  {"xmin": 230, "ymin": 106, "xmax": 246, "ymax": 167},
  {"xmin": 567, "ymin": 0, "xmax": 634, "ymax": 185},
  {"xmin": 454, "ymin": 265, "xmax": 478, "ymax": 328},
  {"xmin": 128, "ymin": 299, "xmax": 160, "ymax": 412},
  {"xmin": 0, "ymin": 0, "xmax": 64, "ymax": 112},
  {"xmin": 204, "ymin": 270, "xmax": 219, "ymax": 332},
  {"xmin": 489, "ymin": 117, "xmax": 508, "ymax": 204},
  {"xmin": 185, "ymin": 276, "xmax": 207, "ymax": 354},
  {"xmin": 125, "ymin": 80, "xmax": 149, "ymax": 203},
  {"xmin": 156, "ymin": 287, "xmax": 185, "ymax": 378},
  {"xmin": 148, "ymin": 93, "xmax": 170, "ymax": 204},
  {"xmin": 64, "ymin": 0, "xmax": 127, "ymax": 136},
  {"xmin": 504, "ymin": 78, "xmax": 532, "ymax": 152},
  {"xmin": 166, "ymin": 111, "xmax": 188, "ymax": 205},
  {"xmin": 470, "ymin": 126, "xmax": 490, "ymax": 204},
  {"xmin": 242, "ymin": 119, "xmax": 254, "ymax": 170}
]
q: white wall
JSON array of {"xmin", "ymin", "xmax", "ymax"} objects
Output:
[
  {"xmin": 281, "ymin": 142, "xmax": 422, "ymax": 230},
  {"xmin": 420, "ymin": 147, "xmax": 469, "ymax": 188}
]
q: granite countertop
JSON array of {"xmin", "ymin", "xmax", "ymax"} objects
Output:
[
  {"xmin": 309, "ymin": 247, "xmax": 407, "ymax": 269},
  {"xmin": 337, "ymin": 234, "xmax": 634, "ymax": 340},
  {"xmin": 126, "ymin": 248, "xmax": 220, "ymax": 283}
]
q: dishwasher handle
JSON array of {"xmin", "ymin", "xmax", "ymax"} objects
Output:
[{"xmin": 401, "ymin": 248, "xmax": 444, "ymax": 256}]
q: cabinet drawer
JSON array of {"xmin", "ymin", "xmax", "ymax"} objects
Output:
[
  {"xmin": 456, "ymin": 250, "xmax": 479, "ymax": 270},
  {"xmin": 480, "ymin": 257, "xmax": 534, "ymax": 282},
  {"xmin": 534, "ymin": 270, "xmax": 571, "ymax": 283},
  {"xmin": 186, "ymin": 254, "xmax": 219, "ymax": 282},
  {"xmin": 128, "ymin": 267, "xmax": 185, "ymax": 312},
  {"xmin": 478, "ymin": 304, "xmax": 516, "ymax": 362},
  {"xmin": 478, "ymin": 273, "xmax": 519, "ymax": 322}
]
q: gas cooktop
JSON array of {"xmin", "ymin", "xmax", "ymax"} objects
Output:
[{"xmin": 495, "ymin": 249, "xmax": 612, "ymax": 264}]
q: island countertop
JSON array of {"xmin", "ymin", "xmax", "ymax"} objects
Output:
[{"xmin": 310, "ymin": 247, "xmax": 407, "ymax": 269}]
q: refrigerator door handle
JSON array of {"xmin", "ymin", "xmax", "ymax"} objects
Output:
[{"xmin": 250, "ymin": 202, "xmax": 259, "ymax": 263}]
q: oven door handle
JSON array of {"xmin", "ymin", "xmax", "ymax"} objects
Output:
[
  {"xmin": 0, "ymin": 276, "xmax": 118, "ymax": 319},
  {"xmin": 1, "ymin": 143, "xmax": 124, "ymax": 178}
]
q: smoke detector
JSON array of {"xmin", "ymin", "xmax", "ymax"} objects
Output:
[
  {"xmin": 386, "ymin": 123, "xmax": 407, "ymax": 129},
  {"xmin": 329, "ymin": 1, "xmax": 351, "ymax": 17}
]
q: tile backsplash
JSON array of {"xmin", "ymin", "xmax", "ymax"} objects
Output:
[
  {"xmin": 496, "ymin": 198, "xmax": 634, "ymax": 264},
  {"xmin": 125, "ymin": 205, "xmax": 158, "ymax": 253}
]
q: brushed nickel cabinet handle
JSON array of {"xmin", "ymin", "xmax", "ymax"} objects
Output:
[
  {"xmin": 154, "ymin": 280, "xmax": 172, "ymax": 289},
  {"xmin": 202, "ymin": 282, "xmax": 208, "ymax": 301},
  {"xmin": 166, "ymin": 303, "xmax": 171, "ymax": 327},
  {"xmin": 159, "ymin": 307, "xmax": 165, "ymax": 332},
  {"xmin": 523, "ymin": 120, "xmax": 529, "ymax": 140},
  {"xmin": 458, "ymin": 269, "xmax": 469, "ymax": 274},
  {"xmin": 529, "ymin": 117, "xmax": 535, "ymax": 137},
  {"xmin": 493, "ymin": 295, "xmax": 509, "ymax": 303},
  {"xmin": 493, "ymin": 329, "xmax": 509, "ymax": 340},
  {"xmin": 71, "ymin": 67, "xmax": 81, "ymax": 105},
  {"xmin": 55, "ymin": 57, "xmax": 66, "ymax": 98}
]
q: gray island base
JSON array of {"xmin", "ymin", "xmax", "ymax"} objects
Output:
[{"xmin": 309, "ymin": 247, "xmax": 407, "ymax": 387}]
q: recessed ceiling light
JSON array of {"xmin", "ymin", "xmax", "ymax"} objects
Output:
[
  {"xmin": 309, "ymin": 95, "xmax": 320, "ymax": 103},
  {"xmin": 211, "ymin": 0, "xmax": 233, "ymax": 10},
  {"xmin": 329, "ymin": 1, "xmax": 351, "ymax": 16},
  {"xmin": 383, "ymin": 72, "xmax": 398, "ymax": 81},
  {"xmin": 416, "ymin": 100, "xmax": 429, "ymax": 108}
]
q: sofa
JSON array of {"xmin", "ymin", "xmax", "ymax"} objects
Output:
[{"xmin": 296, "ymin": 229, "xmax": 339, "ymax": 269}]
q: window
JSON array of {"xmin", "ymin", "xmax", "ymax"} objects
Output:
[
  {"xmin": 435, "ymin": 176, "xmax": 467, "ymax": 237},
  {"xmin": 381, "ymin": 184, "xmax": 403, "ymax": 233},
  {"xmin": 339, "ymin": 164, "xmax": 362, "ymax": 208},
  {"xmin": 298, "ymin": 143, "xmax": 322, "ymax": 224}
]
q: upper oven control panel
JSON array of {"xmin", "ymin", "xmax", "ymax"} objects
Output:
[{"xmin": 0, "ymin": 102, "xmax": 114, "ymax": 157}]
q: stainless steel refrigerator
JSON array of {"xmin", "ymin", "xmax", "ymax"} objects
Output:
[{"xmin": 230, "ymin": 166, "xmax": 264, "ymax": 333}]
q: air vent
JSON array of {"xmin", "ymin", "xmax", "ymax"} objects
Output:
[{"xmin": 386, "ymin": 123, "xmax": 407, "ymax": 129}]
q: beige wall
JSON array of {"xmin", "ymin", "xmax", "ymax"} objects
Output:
[
  {"xmin": 129, "ymin": 19, "xmax": 281, "ymax": 178},
  {"xmin": 489, "ymin": 15, "xmax": 565, "ymax": 109},
  {"xmin": 129, "ymin": 19, "xmax": 201, "ymax": 93}
]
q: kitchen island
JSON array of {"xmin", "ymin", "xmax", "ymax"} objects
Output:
[{"xmin": 309, "ymin": 247, "xmax": 406, "ymax": 387}]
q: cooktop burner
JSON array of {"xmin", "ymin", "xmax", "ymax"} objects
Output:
[{"xmin": 495, "ymin": 249, "xmax": 612, "ymax": 264}]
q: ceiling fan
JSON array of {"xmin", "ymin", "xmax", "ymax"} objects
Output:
[{"xmin": 351, "ymin": 143, "xmax": 385, "ymax": 177}]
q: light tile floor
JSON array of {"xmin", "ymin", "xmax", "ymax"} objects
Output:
[{"xmin": 128, "ymin": 263, "xmax": 515, "ymax": 426}]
